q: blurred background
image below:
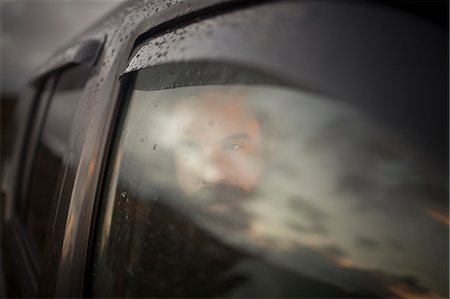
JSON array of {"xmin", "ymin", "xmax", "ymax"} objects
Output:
[{"xmin": 1, "ymin": 0, "xmax": 125, "ymax": 163}]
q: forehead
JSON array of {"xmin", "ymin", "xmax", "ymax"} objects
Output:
[
  {"xmin": 171, "ymin": 92, "xmax": 261, "ymax": 139},
  {"xmin": 175, "ymin": 92, "xmax": 249, "ymax": 115}
]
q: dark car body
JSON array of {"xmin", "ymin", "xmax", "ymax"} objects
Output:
[{"xmin": 1, "ymin": 0, "xmax": 448, "ymax": 298}]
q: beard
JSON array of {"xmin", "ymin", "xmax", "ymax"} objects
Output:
[{"xmin": 185, "ymin": 184, "xmax": 253, "ymax": 230}]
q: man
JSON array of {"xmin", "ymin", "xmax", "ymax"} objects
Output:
[
  {"xmin": 168, "ymin": 89, "xmax": 267, "ymax": 213},
  {"xmin": 124, "ymin": 88, "xmax": 270, "ymax": 296}
]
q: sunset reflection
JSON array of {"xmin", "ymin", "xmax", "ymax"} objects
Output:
[
  {"xmin": 389, "ymin": 284, "xmax": 441, "ymax": 299},
  {"xmin": 425, "ymin": 208, "xmax": 449, "ymax": 227}
]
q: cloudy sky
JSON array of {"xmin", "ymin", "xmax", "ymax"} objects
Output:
[{"xmin": 1, "ymin": 0, "xmax": 125, "ymax": 95}]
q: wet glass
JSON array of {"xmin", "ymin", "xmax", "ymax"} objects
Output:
[{"xmin": 92, "ymin": 63, "xmax": 448, "ymax": 298}]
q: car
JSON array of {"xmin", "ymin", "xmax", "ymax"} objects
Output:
[{"xmin": 1, "ymin": 0, "xmax": 448, "ymax": 297}]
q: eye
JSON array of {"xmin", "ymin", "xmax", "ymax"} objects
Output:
[{"xmin": 224, "ymin": 143, "xmax": 243, "ymax": 152}]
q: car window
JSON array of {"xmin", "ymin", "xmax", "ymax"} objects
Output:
[
  {"xmin": 91, "ymin": 62, "xmax": 448, "ymax": 298},
  {"xmin": 25, "ymin": 65, "xmax": 93, "ymax": 261}
]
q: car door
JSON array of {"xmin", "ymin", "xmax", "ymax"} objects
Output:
[
  {"xmin": 1, "ymin": 35, "xmax": 104, "ymax": 297},
  {"xmin": 2, "ymin": 76, "xmax": 56, "ymax": 297},
  {"xmin": 77, "ymin": 1, "xmax": 447, "ymax": 298}
]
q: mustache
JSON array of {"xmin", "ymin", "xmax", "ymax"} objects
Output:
[
  {"xmin": 188, "ymin": 184, "xmax": 249, "ymax": 205},
  {"xmin": 185, "ymin": 184, "xmax": 251, "ymax": 230}
]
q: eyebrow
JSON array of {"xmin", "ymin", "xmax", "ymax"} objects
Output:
[{"xmin": 222, "ymin": 133, "xmax": 251, "ymax": 142}]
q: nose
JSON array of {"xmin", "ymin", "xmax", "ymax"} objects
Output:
[{"xmin": 201, "ymin": 149, "xmax": 228, "ymax": 185}]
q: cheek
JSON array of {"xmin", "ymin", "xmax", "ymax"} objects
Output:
[
  {"xmin": 175, "ymin": 150, "xmax": 203, "ymax": 171},
  {"xmin": 227, "ymin": 152, "xmax": 264, "ymax": 186},
  {"xmin": 174, "ymin": 154, "xmax": 201, "ymax": 193}
]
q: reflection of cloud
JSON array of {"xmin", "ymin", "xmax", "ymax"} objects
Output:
[
  {"xmin": 385, "ymin": 238, "xmax": 405, "ymax": 251},
  {"xmin": 321, "ymin": 245, "xmax": 347, "ymax": 258},
  {"xmin": 389, "ymin": 283, "xmax": 441, "ymax": 299},
  {"xmin": 218, "ymin": 239, "xmax": 443, "ymax": 298},
  {"xmin": 425, "ymin": 209, "xmax": 450, "ymax": 227},
  {"xmin": 355, "ymin": 236, "xmax": 379, "ymax": 250},
  {"xmin": 120, "ymin": 85, "xmax": 448, "ymax": 297},
  {"xmin": 335, "ymin": 258, "xmax": 355, "ymax": 268},
  {"xmin": 286, "ymin": 196, "xmax": 328, "ymax": 235}
]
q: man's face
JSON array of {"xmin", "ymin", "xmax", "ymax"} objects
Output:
[{"xmin": 170, "ymin": 92, "xmax": 264, "ymax": 199}]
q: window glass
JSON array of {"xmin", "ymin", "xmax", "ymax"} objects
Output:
[
  {"xmin": 92, "ymin": 63, "xmax": 448, "ymax": 298},
  {"xmin": 25, "ymin": 65, "xmax": 93, "ymax": 259}
]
